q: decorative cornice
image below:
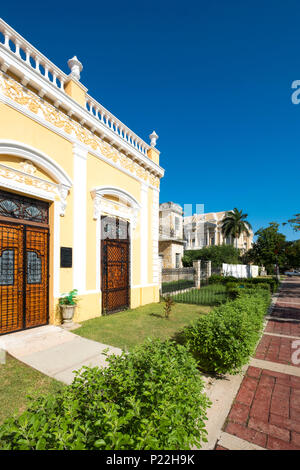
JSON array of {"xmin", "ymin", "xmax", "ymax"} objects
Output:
[
  {"xmin": 0, "ymin": 72, "xmax": 161, "ymax": 188},
  {"xmin": 0, "ymin": 19, "xmax": 164, "ymax": 178},
  {"xmin": 0, "ymin": 163, "xmax": 69, "ymax": 216}
]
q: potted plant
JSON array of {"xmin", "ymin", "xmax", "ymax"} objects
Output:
[{"xmin": 59, "ymin": 289, "xmax": 78, "ymax": 324}]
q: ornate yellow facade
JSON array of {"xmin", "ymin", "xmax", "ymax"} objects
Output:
[{"xmin": 0, "ymin": 18, "xmax": 164, "ymax": 333}]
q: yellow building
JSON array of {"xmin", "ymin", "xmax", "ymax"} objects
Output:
[{"xmin": 0, "ymin": 19, "xmax": 164, "ymax": 335}]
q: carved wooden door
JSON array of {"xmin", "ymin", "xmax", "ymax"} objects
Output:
[
  {"xmin": 0, "ymin": 222, "xmax": 24, "ymax": 334},
  {"xmin": 101, "ymin": 217, "xmax": 130, "ymax": 314},
  {"xmin": 0, "ymin": 190, "xmax": 49, "ymax": 335},
  {"xmin": 25, "ymin": 226, "xmax": 49, "ymax": 329}
]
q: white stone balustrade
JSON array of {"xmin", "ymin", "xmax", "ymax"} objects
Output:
[
  {"xmin": 85, "ymin": 94, "xmax": 150, "ymax": 157},
  {"xmin": 0, "ymin": 18, "xmax": 67, "ymax": 91},
  {"xmin": 0, "ymin": 18, "xmax": 154, "ymax": 162}
]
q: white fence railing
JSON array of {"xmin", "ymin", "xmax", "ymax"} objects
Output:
[
  {"xmin": 0, "ymin": 18, "xmax": 68, "ymax": 91},
  {"xmin": 86, "ymin": 94, "xmax": 149, "ymax": 157},
  {"xmin": 0, "ymin": 18, "xmax": 151, "ymax": 160}
]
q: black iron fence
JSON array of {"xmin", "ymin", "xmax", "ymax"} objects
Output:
[
  {"xmin": 169, "ymin": 282, "xmax": 228, "ymax": 306},
  {"xmin": 161, "ymin": 268, "xmax": 195, "ymax": 294},
  {"xmin": 161, "ymin": 265, "xmax": 228, "ymax": 306}
]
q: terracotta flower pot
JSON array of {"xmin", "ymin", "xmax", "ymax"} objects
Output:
[{"xmin": 60, "ymin": 304, "xmax": 76, "ymax": 324}]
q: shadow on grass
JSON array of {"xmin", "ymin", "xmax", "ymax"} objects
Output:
[{"xmin": 148, "ymin": 312, "xmax": 164, "ymax": 319}]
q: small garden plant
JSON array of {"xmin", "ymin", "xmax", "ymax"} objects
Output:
[
  {"xmin": 58, "ymin": 289, "xmax": 79, "ymax": 306},
  {"xmin": 163, "ymin": 296, "xmax": 175, "ymax": 319}
]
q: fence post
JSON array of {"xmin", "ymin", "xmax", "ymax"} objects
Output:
[
  {"xmin": 193, "ymin": 260, "xmax": 201, "ymax": 289},
  {"xmin": 206, "ymin": 260, "xmax": 211, "ymax": 279}
]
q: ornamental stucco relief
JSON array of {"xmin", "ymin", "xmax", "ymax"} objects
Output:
[{"xmin": 0, "ymin": 72, "xmax": 159, "ymax": 188}]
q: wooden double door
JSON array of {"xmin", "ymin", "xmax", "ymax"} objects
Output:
[{"xmin": 0, "ymin": 221, "xmax": 49, "ymax": 335}]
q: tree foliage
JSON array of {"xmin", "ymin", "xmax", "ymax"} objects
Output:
[
  {"xmin": 221, "ymin": 208, "xmax": 252, "ymax": 248},
  {"xmin": 285, "ymin": 240, "xmax": 300, "ymax": 268},
  {"xmin": 182, "ymin": 244, "xmax": 240, "ymax": 267},
  {"xmin": 242, "ymin": 222, "xmax": 286, "ymax": 273},
  {"xmin": 284, "ymin": 213, "xmax": 300, "ymax": 232}
]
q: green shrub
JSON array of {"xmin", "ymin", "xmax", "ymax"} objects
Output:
[
  {"xmin": 0, "ymin": 339, "xmax": 211, "ymax": 450},
  {"xmin": 184, "ymin": 290, "xmax": 270, "ymax": 375},
  {"xmin": 226, "ymin": 287, "xmax": 240, "ymax": 300},
  {"xmin": 208, "ymin": 275, "xmax": 278, "ymax": 292},
  {"xmin": 226, "ymin": 281, "xmax": 239, "ymax": 289},
  {"xmin": 245, "ymin": 282, "xmax": 270, "ymax": 291}
]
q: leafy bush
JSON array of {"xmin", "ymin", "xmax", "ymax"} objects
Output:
[
  {"xmin": 0, "ymin": 339, "xmax": 211, "ymax": 450},
  {"xmin": 208, "ymin": 275, "xmax": 278, "ymax": 292},
  {"xmin": 182, "ymin": 245, "xmax": 240, "ymax": 268},
  {"xmin": 226, "ymin": 287, "xmax": 240, "ymax": 300},
  {"xmin": 183, "ymin": 290, "xmax": 270, "ymax": 375},
  {"xmin": 208, "ymin": 274, "xmax": 236, "ymax": 284}
]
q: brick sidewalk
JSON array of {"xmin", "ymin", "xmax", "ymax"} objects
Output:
[{"xmin": 216, "ymin": 277, "xmax": 300, "ymax": 450}]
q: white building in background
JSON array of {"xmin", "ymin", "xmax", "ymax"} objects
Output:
[
  {"xmin": 184, "ymin": 211, "xmax": 253, "ymax": 252},
  {"xmin": 159, "ymin": 204, "xmax": 253, "ymax": 269},
  {"xmin": 159, "ymin": 202, "xmax": 185, "ymax": 269}
]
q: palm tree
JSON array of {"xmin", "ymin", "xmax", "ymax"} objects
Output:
[{"xmin": 221, "ymin": 208, "xmax": 252, "ymax": 249}]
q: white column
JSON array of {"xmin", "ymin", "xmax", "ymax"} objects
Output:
[
  {"xmin": 73, "ymin": 144, "xmax": 87, "ymax": 293},
  {"xmin": 53, "ymin": 200, "xmax": 61, "ymax": 298},
  {"xmin": 140, "ymin": 183, "xmax": 148, "ymax": 285},
  {"xmin": 152, "ymin": 188, "xmax": 159, "ymax": 285}
]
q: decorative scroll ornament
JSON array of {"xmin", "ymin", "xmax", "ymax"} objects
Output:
[
  {"xmin": 132, "ymin": 207, "xmax": 139, "ymax": 230},
  {"xmin": 19, "ymin": 160, "xmax": 37, "ymax": 175},
  {"xmin": 91, "ymin": 191, "xmax": 140, "ymax": 231},
  {"xmin": 92, "ymin": 194, "xmax": 102, "ymax": 220},
  {"xmin": 0, "ymin": 72, "xmax": 160, "ymax": 189},
  {"xmin": 57, "ymin": 184, "xmax": 69, "ymax": 217}
]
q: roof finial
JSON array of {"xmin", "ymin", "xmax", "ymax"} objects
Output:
[
  {"xmin": 149, "ymin": 131, "xmax": 159, "ymax": 148},
  {"xmin": 67, "ymin": 56, "xmax": 83, "ymax": 81}
]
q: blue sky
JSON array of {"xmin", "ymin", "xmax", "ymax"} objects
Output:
[{"xmin": 2, "ymin": 0, "xmax": 300, "ymax": 240}]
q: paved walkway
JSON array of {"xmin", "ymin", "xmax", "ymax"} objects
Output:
[
  {"xmin": 215, "ymin": 277, "xmax": 300, "ymax": 450},
  {"xmin": 0, "ymin": 325, "xmax": 122, "ymax": 384}
]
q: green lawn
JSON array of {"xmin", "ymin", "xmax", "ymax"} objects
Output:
[
  {"xmin": 75, "ymin": 302, "xmax": 211, "ymax": 351},
  {"xmin": 171, "ymin": 284, "xmax": 228, "ymax": 306},
  {"xmin": 0, "ymin": 354, "xmax": 64, "ymax": 425}
]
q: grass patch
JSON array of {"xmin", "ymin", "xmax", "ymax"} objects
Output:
[
  {"xmin": 75, "ymin": 302, "xmax": 211, "ymax": 351},
  {"xmin": 171, "ymin": 284, "xmax": 228, "ymax": 306},
  {"xmin": 0, "ymin": 354, "xmax": 64, "ymax": 425}
]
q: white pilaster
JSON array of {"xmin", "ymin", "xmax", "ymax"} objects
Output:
[
  {"xmin": 73, "ymin": 144, "xmax": 87, "ymax": 293},
  {"xmin": 140, "ymin": 183, "xmax": 148, "ymax": 285},
  {"xmin": 53, "ymin": 200, "xmax": 61, "ymax": 298},
  {"xmin": 152, "ymin": 188, "xmax": 159, "ymax": 284}
]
